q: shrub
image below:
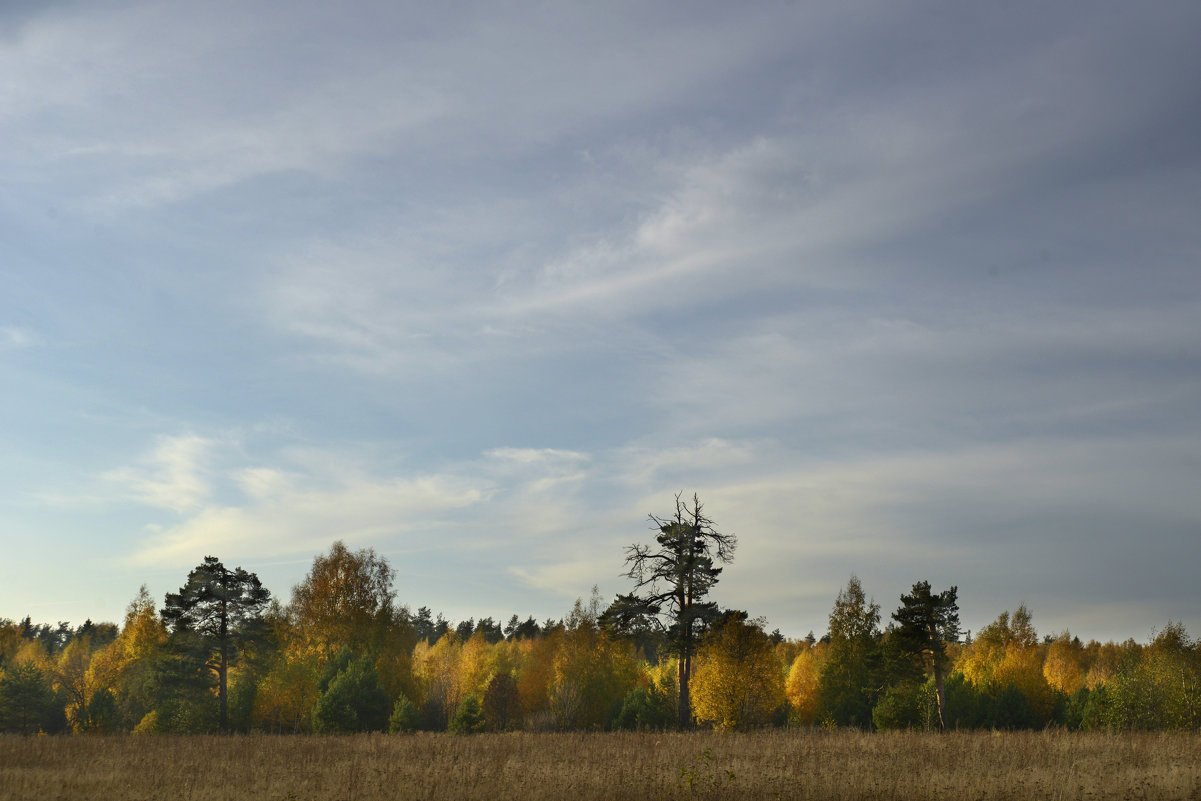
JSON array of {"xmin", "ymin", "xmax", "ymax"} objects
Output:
[
  {"xmin": 991, "ymin": 683, "xmax": 1038, "ymax": 730},
  {"xmin": 389, "ymin": 694, "xmax": 421, "ymax": 733},
  {"xmin": 615, "ymin": 681, "xmax": 676, "ymax": 731},
  {"xmin": 482, "ymin": 672, "xmax": 521, "ymax": 731},
  {"xmin": 132, "ymin": 710, "xmax": 159, "ymax": 735},
  {"xmin": 449, "ymin": 695, "xmax": 486, "ymax": 734},
  {"xmin": 872, "ymin": 684, "xmax": 924, "ymax": 731},
  {"xmin": 312, "ymin": 657, "xmax": 389, "ymax": 733},
  {"xmin": 942, "ymin": 672, "xmax": 989, "ymax": 729}
]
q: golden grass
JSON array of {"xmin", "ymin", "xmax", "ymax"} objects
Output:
[{"xmin": 1, "ymin": 730, "xmax": 1199, "ymax": 801}]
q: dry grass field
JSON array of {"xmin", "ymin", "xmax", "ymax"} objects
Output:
[{"xmin": 2, "ymin": 730, "xmax": 1199, "ymax": 801}]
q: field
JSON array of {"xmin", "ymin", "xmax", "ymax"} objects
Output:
[{"xmin": 2, "ymin": 730, "xmax": 1199, "ymax": 801}]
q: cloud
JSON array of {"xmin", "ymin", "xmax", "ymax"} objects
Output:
[
  {"xmin": 0, "ymin": 327, "xmax": 36, "ymax": 349},
  {"xmin": 2, "ymin": 2, "xmax": 450, "ymax": 211},
  {"xmin": 94, "ymin": 409, "xmax": 1201, "ymax": 640},
  {"xmin": 103, "ymin": 434, "xmax": 217, "ymax": 512},
  {"xmin": 509, "ymin": 560, "xmax": 609, "ymax": 603},
  {"xmin": 131, "ymin": 469, "xmax": 486, "ymax": 568},
  {"xmin": 0, "ymin": 1, "xmax": 802, "ymax": 215},
  {"xmin": 123, "ymin": 435, "xmax": 606, "ymax": 570},
  {"xmin": 613, "ymin": 439, "xmax": 761, "ymax": 492},
  {"xmin": 257, "ymin": 82, "xmax": 1189, "ymax": 374},
  {"xmin": 649, "ymin": 300, "xmax": 1201, "ymax": 451},
  {"xmin": 231, "ymin": 1, "xmax": 1199, "ymax": 385},
  {"xmin": 484, "ymin": 448, "xmax": 589, "ymax": 466},
  {"xmin": 254, "ymin": 136, "xmax": 802, "ymax": 372},
  {"xmin": 483, "ymin": 448, "xmax": 590, "ymax": 490}
]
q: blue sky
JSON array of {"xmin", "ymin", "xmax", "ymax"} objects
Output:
[{"xmin": 2, "ymin": 1, "xmax": 1199, "ymax": 643}]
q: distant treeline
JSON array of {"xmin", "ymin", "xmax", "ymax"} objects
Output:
[{"xmin": 1, "ymin": 541, "xmax": 1198, "ymax": 735}]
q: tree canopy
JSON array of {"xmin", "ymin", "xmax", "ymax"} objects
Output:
[{"xmin": 288, "ymin": 541, "xmax": 397, "ymax": 657}]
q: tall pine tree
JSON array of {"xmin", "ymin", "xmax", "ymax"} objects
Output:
[
  {"xmin": 892, "ymin": 581, "xmax": 960, "ymax": 731},
  {"xmin": 162, "ymin": 556, "xmax": 270, "ymax": 732}
]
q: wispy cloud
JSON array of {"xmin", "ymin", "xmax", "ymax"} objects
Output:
[
  {"xmin": 650, "ymin": 301, "xmax": 1201, "ymax": 449},
  {"xmin": 0, "ymin": 327, "xmax": 36, "ymax": 349},
  {"xmin": 103, "ymin": 434, "xmax": 217, "ymax": 513},
  {"xmin": 131, "ymin": 468, "xmax": 486, "ymax": 568},
  {"xmin": 123, "ymin": 435, "xmax": 607, "ymax": 570},
  {"xmin": 2, "ymin": 3, "xmax": 449, "ymax": 212},
  {"xmin": 509, "ymin": 560, "xmax": 608, "ymax": 603},
  {"xmin": 1, "ymin": 2, "xmax": 800, "ymax": 215}
]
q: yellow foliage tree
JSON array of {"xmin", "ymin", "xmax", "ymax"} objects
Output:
[
  {"xmin": 119, "ymin": 587, "xmax": 168, "ymax": 663},
  {"xmin": 1140, "ymin": 622, "xmax": 1201, "ymax": 729},
  {"xmin": 956, "ymin": 604, "xmax": 1058, "ymax": 725},
  {"xmin": 417, "ymin": 632, "xmax": 464, "ymax": 727},
  {"xmin": 53, "ymin": 637, "xmax": 93, "ymax": 732},
  {"xmin": 10, "ymin": 639, "xmax": 50, "ymax": 672},
  {"xmin": 458, "ymin": 630, "xmax": 497, "ymax": 701},
  {"xmin": 80, "ymin": 586, "xmax": 166, "ymax": 731},
  {"xmin": 0, "ymin": 620, "xmax": 23, "ymax": 667},
  {"xmin": 1083, "ymin": 640, "xmax": 1127, "ymax": 689},
  {"xmin": 957, "ymin": 604, "xmax": 1038, "ymax": 688},
  {"xmin": 288, "ymin": 541, "xmax": 397, "ymax": 658},
  {"xmin": 370, "ymin": 615, "xmax": 419, "ymax": 710},
  {"xmin": 774, "ymin": 639, "xmax": 804, "ymax": 672},
  {"xmin": 992, "ymin": 643, "xmax": 1057, "ymax": 724},
  {"xmin": 516, "ymin": 631, "xmax": 560, "ymax": 720},
  {"xmin": 645, "ymin": 657, "xmax": 679, "ymax": 694},
  {"xmin": 487, "ymin": 638, "xmax": 519, "ymax": 686},
  {"xmin": 785, "ymin": 643, "xmax": 824, "ymax": 725},
  {"xmin": 85, "ymin": 639, "xmax": 124, "ymax": 704},
  {"xmin": 691, "ymin": 614, "xmax": 785, "ymax": 731},
  {"xmin": 549, "ymin": 594, "xmax": 637, "ymax": 729},
  {"xmin": 1043, "ymin": 632, "xmax": 1085, "ymax": 695},
  {"xmin": 251, "ymin": 649, "xmax": 321, "ymax": 733}
]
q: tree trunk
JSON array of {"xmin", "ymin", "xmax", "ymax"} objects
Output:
[
  {"xmin": 933, "ymin": 665, "xmax": 947, "ymax": 732},
  {"xmin": 218, "ymin": 596, "xmax": 229, "ymax": 733},
  {"xmin": 678, "ymin": 653, "xmax": 692, "ymax": 729}
]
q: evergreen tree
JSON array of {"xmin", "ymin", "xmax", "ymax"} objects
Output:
[
  {"xmin": 891, "ymin": 581, "xmax": 960, "ymax": 731},
  {"xmin": 449, "ymin": 695, "xmax": 486, "ymax": 733},
  {"xmin": 0, "ymin": 661, "xmax": 60, "ymax": 734},
  {"xmin": 615, "ymin": 677, "xmax": 677, "ymax": 731},
  {"xmin": 388, "ymin": 693, "xmax": 422, "ymax": 733},
  {"xmin": 413, "ymin": 607, "xmax": 436, "ymax": 644},
  {"xmin": 143, "ymin": 640, "xmax": 219, "ymax": 733},
  {"xmin": 475, "ymin": 617, "xmax": 505, "ymax": 644},
  {"xmin": 162, "ymin": 556, "xmax": 271, "ymax": 732},
  {"xmin": 312, "ymin": 656, "xmax": 389, "ymax": 733}
]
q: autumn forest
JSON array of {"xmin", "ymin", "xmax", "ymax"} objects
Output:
[{"xmin": 1, "ymin": 499, "xmax": 1198, "ymax": 737}]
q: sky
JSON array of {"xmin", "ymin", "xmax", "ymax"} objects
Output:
[{"xmin": 2, "ymin": 0, "xmax": 1199, "ymax": 644}]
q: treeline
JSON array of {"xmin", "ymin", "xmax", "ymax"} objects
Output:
[{"xmin": 1, "ymin": 544, "xmax": 1198, "ymax": 735}]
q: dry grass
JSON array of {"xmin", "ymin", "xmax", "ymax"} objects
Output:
[{"xmin": 2, "ymin": 730, "xmax": 1199, "ymax": 801}]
